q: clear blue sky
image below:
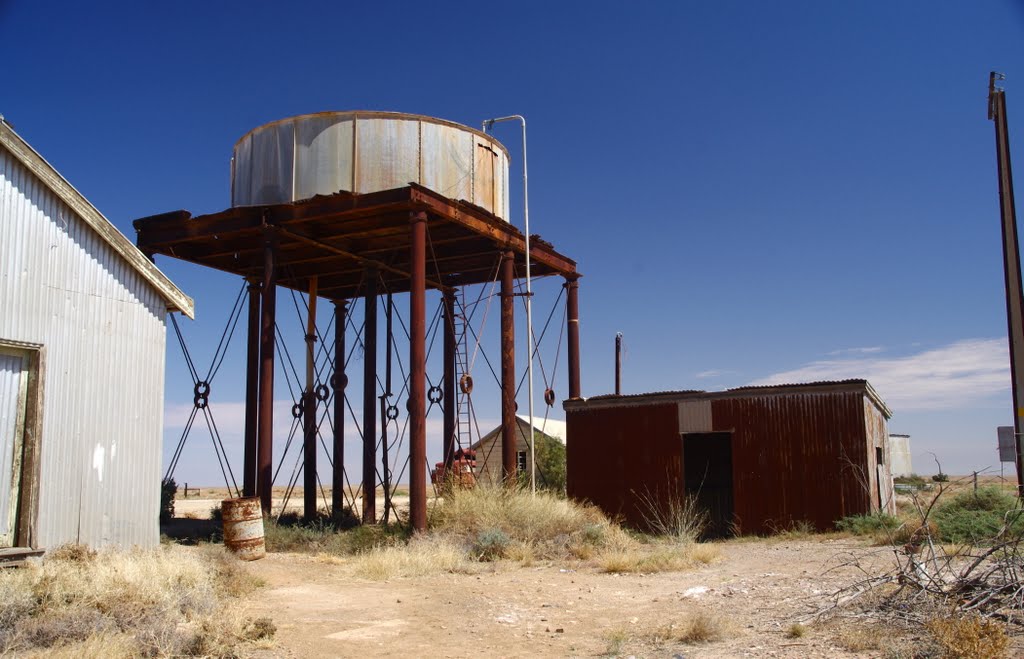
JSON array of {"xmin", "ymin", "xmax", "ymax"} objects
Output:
[{"xmin": 4, "ymin": 1, "xmax": 1024, "ymax": 484}]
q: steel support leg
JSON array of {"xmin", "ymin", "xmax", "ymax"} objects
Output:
[
  {"xmin": 243, "ymin": 279, "xmax": 260, "ymax": 497},
  {"xmin": 443, "ymin": 288, "xmax": 457, "ymax": 469},
  {"xmin": 565, "ymin": 276, "xmax": 581, "ymax": 400},
  {"xmin": 332, "ymin": 300, "xmax": 347, "ymax": 523},
  {"xmin": 500, "ymin": 250, "xmax": 517, "ymax": 485},
  {"xmin": 409, "ymin": 212, "xmax": 428, "ymax": 531},
  {"xmin": 303, "ymin": 278, "xmax": 318, "ymax": 520},
  {"xmin": 362, "ymin": 269, "xmax": 378, "ymax": 523},
  {"xmin": 257, "ymin": 230, "xmax": 278, "ymax": 515}
]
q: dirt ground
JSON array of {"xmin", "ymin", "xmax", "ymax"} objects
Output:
[
  {"xmin": 228, "ymin": 538, "xmax": 948, "ymax": 658},
  {"xmin": 171, "ymin": 479, "xmax": 1024, "ymax": 657}
]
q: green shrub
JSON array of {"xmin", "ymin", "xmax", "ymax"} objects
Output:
[
  {"xmin": 473, "ymin": 528, "xmax": 511, "ymax": 561},
  {"xmin": 933, "ymin": 487, "xmax": 1023, "ymax": 544},
  {"xmin": 836, "ymin": 513, "xmax": 901, "ymax": 536},
  {"xmin": 159, "ymin": 479, "xmax": 177, "ymax": 522},
  {"xmin": 533, "ymin": 432, "xmax": 567, "ymax": 493},
  {"xmin": 894, "ymin": 474, "xmax": 927, "ymax": 489},
  {"xmin": 932, "ymin": 473, "xmax": 950, "ymax": 483}
]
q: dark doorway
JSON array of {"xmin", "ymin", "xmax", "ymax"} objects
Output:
[{"xmin": 683, "ymin": 432, "xmax": 734, "ymax": 538}]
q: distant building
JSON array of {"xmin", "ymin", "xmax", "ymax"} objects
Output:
[
  {"xmin": 564, "ymin": 380, "xmax": 896, "ymax": 536},
  {"xmin": 0, "ymin": 119, "xmax": 192, "ymax": 555},
  {"xmin": 469, "ymin": 416, "xmax": 566, "ymax": 488},
  {"xmin": 888, "ymin": 434, "xmax": 913, "ymax": 477}
]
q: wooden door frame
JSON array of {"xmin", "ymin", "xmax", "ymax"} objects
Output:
[{"xmin": 0, "ymin": 340, "xmax": 43, "ymax": 549}]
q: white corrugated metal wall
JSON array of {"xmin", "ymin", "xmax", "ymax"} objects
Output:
[{"xmin": 0, "ymin": 147, "xmax": 167, "ymax": 548}]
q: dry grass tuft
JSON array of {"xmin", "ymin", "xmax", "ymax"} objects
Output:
[
  {"xmin": 0, "ymin": 543, "xmax": 268, "ymax": 657},
  {"xmin": 675, "ymin": 611, "xmax": 725, "ymax": 644},
  {"xmin": 603, "ymin": 626, "xmax": 630, "ymax": 656},
  {"xmin": 598, "ymin": 542, "xmax": 720, "ymax": 574},
  {"xmin": 927, "ymin": 615, "xmax": 1010, "ymax": 659},
  {"xmin": 835, "ymin": 626, "xmax": 883, "ymax": 652},
  {"xmin": 350, "ymin": 536, "xmax": 474, "ymax": 580},
  {"xmin": 636, "ymin": 490, "xmax": 709, "ymax": 542},
  {"xmin": 428, "ymin": 486, "xmax": 648, "ymax": 566},
  {"xmin": 785, "ymin": 622, "xmax": 807, "ymax": 639},
  {"xmin": 429, "ymin": 486, "xmax": 623, "ymax": 561}
]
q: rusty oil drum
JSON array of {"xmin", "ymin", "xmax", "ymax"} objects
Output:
[{"xmin": 221, "ymin": 497, "xmax": 266, "ymax": 561}]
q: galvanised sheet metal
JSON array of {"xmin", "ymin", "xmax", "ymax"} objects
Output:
[
  {"xmin": 889, "ymin": 435, "xmax": 914, "ymax": 477},
  {"xmin": 711, "ymin": 391, "xmax": 874, "ymax": 534},
  {"xmin": 566, "ymin": 402, "xmax": 680, "ymax": 528},
  {"xmin": 0, "ymin": 147, "xmax": 167, "ymax": 549},
  {"xmin": 232, "ymin": 111, "xmax": 511, "ymax": 221},
  {"xmin": 864, "ymin": 398, "xmax": 896, "ymax": 514}
]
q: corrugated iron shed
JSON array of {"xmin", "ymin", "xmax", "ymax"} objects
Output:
[
  {"xmin": 0, "ymin": 118, "xmax": 191, "ymax": 549},
  {"xmin": 564, "ymin": 380, "xmax": 895, "ymax": 534}
]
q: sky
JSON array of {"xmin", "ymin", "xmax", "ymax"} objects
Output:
[{"xmin": 3, "ymin": 1, "xmax": 1024, "ymax": 486}]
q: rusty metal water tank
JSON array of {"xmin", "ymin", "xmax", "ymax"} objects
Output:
[{"xmin": 231, "ymin": 111, "xmax": 511, "ymax": 221}]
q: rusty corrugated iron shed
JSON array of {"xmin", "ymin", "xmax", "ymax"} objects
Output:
[{"xmin": 565, "ymin": 380, "xmax": 894, "ymax": 535}]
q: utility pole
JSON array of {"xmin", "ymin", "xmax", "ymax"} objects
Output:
[
  {"xmin": 989, "ymin": 72, "xmax": 1024, "ymax": 496},
  {"xmin": 615, "ymin": 332, "xmax": 623, "ymax": 395}
]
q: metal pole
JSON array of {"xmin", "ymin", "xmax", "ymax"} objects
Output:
[
  {"xmin": 362, "ymin": 268, "xmax": 378, "ymax": 523},
  {"xmin": 382, "ymin": 292, "xmax": 393, "ymax": 523},
  {"xmin": 483, "ymin": 115, "xmax": 535, "ymax": 493},
  {"xmin": 257, "ymin": 228, "xmax": 278, "ymax": 515},
  {"xmin": 565, "ymin": 277, "xmax": 581, "ymax": 400},
  {"xmin": 409, "ymin": 211, "xmax": 428, "ymax": 531},
  {"xmin": 443, "ymin": 288, "xmax": 457, "ymax": 469},
  {"xmin": 243, "ymin": 279, "xmax": 260, "ymax": 497},
  {"xmin": 990, "ymin": 72, "xmax": 1024, "ymax": 496},
  {"xmin": 380, "ymin": 396, "xmax": 390, "ymax": 523},
  {"xmin": 615, "ymin": 332, "xmax": 623, "ymax": 395},
  {"xmin": 500, "ymin": 249, "xmax": 518, "ymax": 485},
  {"xmin": 303, "ymin": 277, "xmax": 318, "ymax": 519},
  {"xmin": 332, "ymin": 300, "xmax": 347, "ymax": 523}
]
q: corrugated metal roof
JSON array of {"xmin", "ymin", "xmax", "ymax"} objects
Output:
[
  {"xmin": 0, "ymin": 118, "xmax": 193, "ymax": 318},
  {"xmin": 726, "ymin": 378, "xmax": 869, "ymax": 392},
  {"xmin": 469, "ymin": 415, "xmax": 567, "ymax": 450},
  {"xmin": 587, "ymin": 389, "xmax": 706, "ymax": 401},
  {"xmin": 566, "ymin": 380, "xmax": 892, "ymax": 418}
]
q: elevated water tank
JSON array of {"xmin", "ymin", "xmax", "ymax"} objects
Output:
[{"xmin": 231, "ymin": 111, "xmax": 511, "ymax": 221}]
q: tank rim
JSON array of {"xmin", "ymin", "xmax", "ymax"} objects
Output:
[{"xmin": 233, "ymin": 110, "xmax": 510, "ymax": 158}]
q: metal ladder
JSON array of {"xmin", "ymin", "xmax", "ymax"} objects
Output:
[{"xmin": 454, "ymin": 288, "xmax": 472, "ymax": 452}]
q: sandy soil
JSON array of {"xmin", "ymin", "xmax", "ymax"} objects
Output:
[
  {"xmin": 174, "ymin": 487, "xmax": 408, "ymax": 520},
  {"xmin": 233, "ymin": 539, "xmax": 926, "ymax": 658}
]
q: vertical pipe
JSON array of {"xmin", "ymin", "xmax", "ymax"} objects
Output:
[
  {"xmin": 332, "ymin": 300, "xmax": 347, "ymax": 523},
  {"xmin": 362, "ymin": 269, "xmax": 378, "ymax": 523},
  {"xmin": 243, "ymin": 279, "xmax": 260, "ymax": 497},
  {"xmin": 409, "ymin": 211, "xmax": 428, "ymax": 531},
  {"xmin": 615, "ymin": 332, "xmax": 623, "ymax": 395},
  {"xmin": 258, "ymin": 229, "xmax": 278, "ymax": 515},
  {"xmin": 385, "ymin": 293, "xmax": 394, "ymax": 395},
  {"xmin": 565, "ymin": 276, "xmax": 581, "ymax": 400},
  {"xmin": 303, "ymin": 277, "xmax": 318, "ymax": 519},
  {"xmin": 500, "ymin": 249, "xmax": 517, "ymax": 485},
  {"xmin": 443, "ymin": 288, "xmax": 457, "ymax": 469},
  {"xmin": 380, "ymin": 396, "xmax": 390, "ymax": 523},
  {"xmin": 991, "ymin": 77, "xmax": 1024, "ymax": 494},
  {"xmin": 382, "ymin": 293, "xmax": 393, "ymax": 522}
]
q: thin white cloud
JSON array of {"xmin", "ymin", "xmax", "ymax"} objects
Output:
[
  {"xmin": 696, "ymin": 369, "xmax": 730, "ymax": 379},
  {"xmin": 827, "ymin": 346, "xmax": 884, "ymax": 356},
  {"xmin": 751, "ymin": 338, "xmax": 1009, "ymax": 411}
]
